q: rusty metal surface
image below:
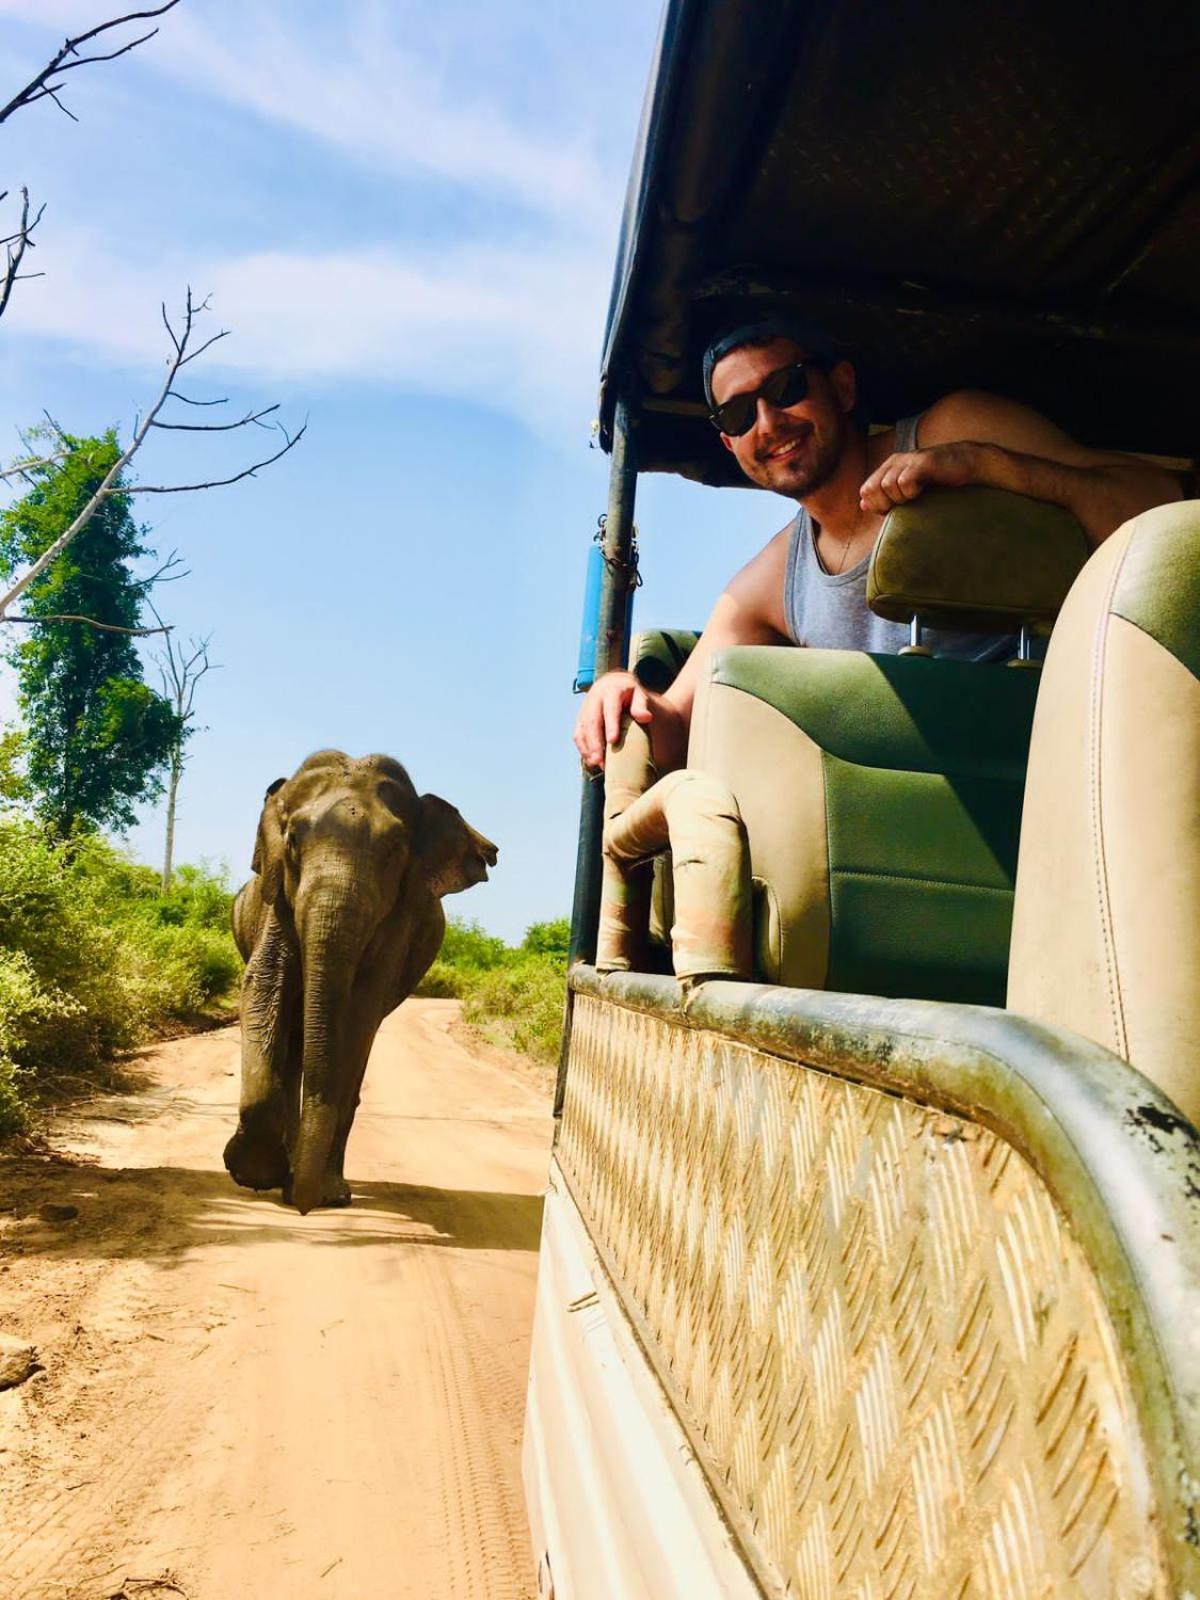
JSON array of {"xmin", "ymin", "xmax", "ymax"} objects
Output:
[{"xmin": 559, "ymin": 970, "xmax": 1200, "ymax": 1597}]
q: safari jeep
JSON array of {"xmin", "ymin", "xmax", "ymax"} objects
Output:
[{"xmin": 523, "ymin": 2, "xmax": 1200, "ymax": 1596}]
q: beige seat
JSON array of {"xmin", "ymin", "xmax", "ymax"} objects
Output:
[
  {"xmin": 601, "ymin": 489, "xmax": 1088, "ymax": 1005},
  {"xmin": 1008, "ymin": 500, "xmax": 1200, "ymax": 1126}
]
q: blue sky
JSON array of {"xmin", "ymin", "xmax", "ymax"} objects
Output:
[{"xmin": 0, "ymin": 0, "xmax": 773, "ymax": 940}]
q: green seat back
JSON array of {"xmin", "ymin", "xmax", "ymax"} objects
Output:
[
  {"xmin": 631, "ymin": 629, "xmax": 700, "ymax": 692},
  {"xmin": 707, "ymin": 648, "xmax": 1041, "ymax": 1005}
]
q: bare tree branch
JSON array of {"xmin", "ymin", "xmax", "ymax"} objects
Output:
[
  {"xmin": 151, "ymin": 402, "xmax": 280, "ymax": 433},
  {"xmin": 160, "ymin": 298, "xmax": 182, "ymax": 356},
  {"xmin": 128, "ymin": 423, "xmax": 306, "ymax": 494},
  {"xmin": 178, "ymin": 328, "xmax": 229, "ymax": 365},
  {"xmin": 150, "ymin": 604, "xmax": 218, "ymax": 715},
  {"xmin": 141, "ymin": 549, "xmax": 188, "ymax": 587},
  {"xmin": 0, "ymin": 447, "xmax": 71, "ymax": 483},
  {"xmin": 0, "ymin": 3, "xmax": 182, "ymax": 126},
  {"xmin": 149, "ymin": 597, "xmax": 220, "ymax": 888},
  {"xmin": 1, "ymin": 612, "xmax": 172, "ymax": 636},
  {"xmin": 42, "ymin": 85, "xmax": 78, "ymax": 123},
  {"xmin": 0, "ymin": 288, "xmax": 305, "ymax": 618},
  {"xmin": 0, "ymin": 8, "xmax": 181, "ymax": 324},
  {"xmin": 0, "ymin": 188, "xmax": 46, "ymax": 322}
]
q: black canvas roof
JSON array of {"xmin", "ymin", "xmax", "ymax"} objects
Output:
[{"xmin": 600, "ymin": 0, "xmax": 1200, "ymax": 484}]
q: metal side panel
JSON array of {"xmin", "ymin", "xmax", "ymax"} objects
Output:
[
  {"xmin": 523, "ymin": 1161, "xmax": 763, "ymax": 1600},
  {"xmin": 547, "ymin": 968, "xmax": 1200, "ymax": 1600}
]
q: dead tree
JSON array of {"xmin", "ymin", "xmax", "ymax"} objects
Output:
[
  {"xmin": 0, "ymin": 288, "xmax": 305, "ymax": 628},
  {"xmin": 0, "ymin": 187, "xmax": 45, "ymax": 322},
  {"xmin": 150, "ymin": 605, "xmax": 218, "ymax": 891},
  {"xmin": 0, "ymin": 5, "xmax": 181, "ymax": 323}
]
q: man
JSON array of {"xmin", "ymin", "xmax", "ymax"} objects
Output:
[{"xmin": 574, "ymin": 317, "xmax": 1181, "ymax": 771}]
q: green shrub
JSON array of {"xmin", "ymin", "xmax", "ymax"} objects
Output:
[
  {"xmin": 0, "ymin": 820, "xmax": 241, "ymax": 1126},
  {"xmin": 0, "ymin": 1057, "xmax": 25, "ymax": 1137},
  {"xmin": 520, "ymin": 917, "xmax": 570, "ymax": 963},
  {"xmin": 414, "ymin": 916, "xmax": 507, "ymax": 999},
  {"xmin": 416, "ymin": 959, "xmax": 467, "ymax": 999},
  {"xmin": 414, "ymin": 913, "xmax": 569, "ymax": 1063},
  {"xmin": 0, "ymin": 948, "xmax": 81, "ymax": 1134},
  {"xmin": 460, "ymin": 957, "xmax": 566, "ymax": 1063},
  {"xmin": 437, "ymin": 917, "xmax": 508, "ymax": 970}
]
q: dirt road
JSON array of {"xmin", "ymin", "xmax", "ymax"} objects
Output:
[{"xmin": 0, "ymin": 1001, "xmax": 555, "ymax": 1600}]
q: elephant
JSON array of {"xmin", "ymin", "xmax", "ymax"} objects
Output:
[{"xmin": 223, "ymin": 749, "xmax": 497, "ymax": 1214}]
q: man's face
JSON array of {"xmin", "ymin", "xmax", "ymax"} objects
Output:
[{"xmin": 711, "ymin": 337, "xmax": 855, "ymax": 498}]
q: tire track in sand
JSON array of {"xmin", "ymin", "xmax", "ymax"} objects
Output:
[{"xmin": 0, "ymin": 1002, "xmax": 552, "ymax": 1600}]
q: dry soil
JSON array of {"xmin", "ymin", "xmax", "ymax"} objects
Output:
[{"xmin": 0, "ymin": 1000, "xmax": 555, "ymax": 1600}]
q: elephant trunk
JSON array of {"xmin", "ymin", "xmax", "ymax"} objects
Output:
[{"xmin": 290, "ymin": 907, "xmax": 361, "ymax": 1215}]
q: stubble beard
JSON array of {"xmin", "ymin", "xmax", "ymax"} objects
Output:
[{"xmin": 748, "ymin": 411, "xmax": 846, "ymax": 500}]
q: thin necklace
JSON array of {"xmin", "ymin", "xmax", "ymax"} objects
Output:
[
  {"xmin": 831, "ymin": 530, "xmax": 854, "ymax": 575},
  {"xmin": 814, "ymin": 520, "xmax": 855, "ymax": 576},
  {"xmin": 825, "ymin": 507, "xmax": 871, "ymax": 575}
]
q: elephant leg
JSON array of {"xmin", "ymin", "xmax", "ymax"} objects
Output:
[
  {"xmin": 298, "ymin": 1016, "xmax": 379, "ymax": 1208},
  {"xmin": 311, "ymin": 1045, "xmax": 370, "ymax": 1206},
  {"xmin": 224, "ymin": 916, "xmax": 298, "ymax": 1192}
]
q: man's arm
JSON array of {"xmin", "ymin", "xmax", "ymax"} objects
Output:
[
  {"xmin": 860, "ymin": 389, "xmax": 1183, "ymax": 547},
  {"xmin": 573, "ymin": 522, "xmax": 792, "ymax": 770}
]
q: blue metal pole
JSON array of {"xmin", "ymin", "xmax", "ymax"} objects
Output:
[
  {"xmin": 568, "ymin": 397, "xmax": 638, "ymax": 968},
  {"xmin": 557, "ymin": 399, "xmax": 639, "ymax": 1117}
]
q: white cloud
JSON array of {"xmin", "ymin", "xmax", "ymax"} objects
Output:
[
  {"xmin": 4, "ymin": 226, "xmax": 611, "ymax": 444},
  {"xmin": 0, "ymin": 2, "xmax": 623, "ymax": 442},
  {"xmin": 0, "ymin": 0, "xmax": 619, "ymax": 234}
]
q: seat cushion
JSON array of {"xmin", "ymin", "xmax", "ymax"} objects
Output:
[
  {"xmin": 691, "ymin": 647, "xmax": 1041, "ymax": 1004},
  {"xmin": 1008, "ymin": 501, "xmax": 1200, "ymax": 1124}
]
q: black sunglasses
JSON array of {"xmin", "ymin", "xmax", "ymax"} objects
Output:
[{"xmin": 708, "ymin": 360, "xmax": 821, "ymax": 437}]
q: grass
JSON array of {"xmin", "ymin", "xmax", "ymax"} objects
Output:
[
  {"xmin": 418, "ymin": 915, "xmax": 568, "ymax": 1065},
  {"xmin": 0, "ymin": 819, "xmax": 241, "ymax": 1134},
  {"xmin": 0, "ymin": 815, "xmax": 567, "ymax": 1135}
]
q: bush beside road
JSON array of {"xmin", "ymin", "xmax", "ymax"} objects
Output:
[
  {"xmin": 418, "ymin": 915, "xmax": 569, "ymax": 1065},
  {"xmin": 0, "ymin": 821, "xmax": 568, "ymax": 1138},
  {"xmin": 0, "ymin": 821, "xmax": 240, "ymax": 1134}
]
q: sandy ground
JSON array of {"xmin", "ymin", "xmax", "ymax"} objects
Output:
[{"xmin": 0, "ymin": 1000, "xmax": 555, "ymax": 1600}]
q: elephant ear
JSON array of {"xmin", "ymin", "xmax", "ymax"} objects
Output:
[
  {"xmin": 252, "ymin": 777, "xmax": 288, "ymax": 904},
  {"xmin": 417, "ymin": 794, "xmax": 498, "ymax": 897}
]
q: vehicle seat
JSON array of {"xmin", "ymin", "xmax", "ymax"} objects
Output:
[
  {"xmin": 601, "ymin": 489, "xmax": 1089, "ymax": 1004},
  {"xmin": 1008, "ymin": 500, "xmax": 1200, "ymax": 1125},
  {"xmin": 631, "ymin": 628, "xmax": 700, "ymax": 693},
  {"xmin": 689, "ymin": 646, "xmax": 1039, "ymax": 1003}
]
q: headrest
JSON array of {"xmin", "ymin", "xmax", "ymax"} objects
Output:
[
  {"xmin": 631, "ymin": 629, "xmax": 701, "ymax": 692},
  {"xmin": 867, "ymin": 487, "xmax": 1090, "ymax": 634},
  {"xmin": 1106, "ymin": 502, "xmax": 1200, "ymax": 682}
]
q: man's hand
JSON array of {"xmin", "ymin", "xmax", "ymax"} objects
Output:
[
  {"xmin": 859, "ymin": 442, "xmax": 982, "ymax": 514},
  {"xmin": 863, "ymin": 395, "xmax": 1182, "ymax": 544},
  {"xmin": 574, "ymin": 670, "xmax": 682, "ymax": 771}
]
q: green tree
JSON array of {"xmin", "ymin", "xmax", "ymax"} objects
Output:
[
  {"xmin": 0, "ymin": 431, "xmax": 181, "ymax": 837},
  {"xmin": 0, "ymin": 725, "xmax": 30, "ymax": 807},
  {"xmin": 521, "ymin": 918, "xmax": 571, "ymax": 963}
]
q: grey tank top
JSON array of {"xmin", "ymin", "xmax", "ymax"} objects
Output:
[{"xmin": 782, "ymin": 414, "xmax": 1015, "ymax": 662}]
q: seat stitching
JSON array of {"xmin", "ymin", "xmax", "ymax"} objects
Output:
[
  {"xmin": 832, "ymin": 869, "xmax": 1011, "ymax": 894},
  {"xmin": 1089, "ymin": 538, "xmax": 1132, "ymax": 1058}
]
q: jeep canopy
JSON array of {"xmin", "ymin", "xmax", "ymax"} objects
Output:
[{"xmin": 599, "ymin": 0, "xmax": 1200, "ymax": 484}]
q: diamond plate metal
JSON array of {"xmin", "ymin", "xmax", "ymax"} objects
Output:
[{"xmin": 557, "ymin": 995, "xmax": 1165, "ymax": 1599}]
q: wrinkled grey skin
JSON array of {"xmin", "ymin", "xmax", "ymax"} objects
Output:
[{"xmin": 223, "ymin": 750, "xmax": 497, "ymax": 1214}]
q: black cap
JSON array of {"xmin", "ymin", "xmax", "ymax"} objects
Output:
[{"xmin": 702, "ymin": 315, "xmax": 836, "ymax": 408}]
